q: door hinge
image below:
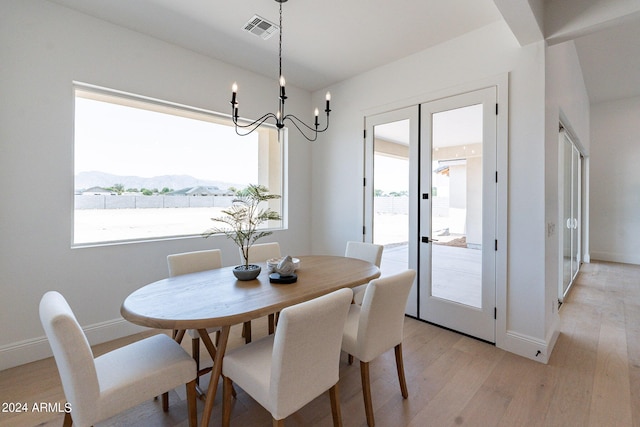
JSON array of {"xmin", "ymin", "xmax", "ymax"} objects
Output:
[
  {"xmin": 363, "ymin": 177, "xmax": 366, "ymax": 187},
  {"xmin": 363, "ymin": 226, "xmax": 366, "ymax": 235},
  {"xmin": 495, "ymin": 240, "xmax": 498, "ymax": 251},
  {"xmin": 494, "ymin": 307, "xmax": 497, "ymax": 319},
  {"xmin": 495, "ymin": 103, "xmax": 499, "ymax": 115},
  {"xmin": 363, "ymin": 129, "xmax": 366, "ymax": 139},
  {"xmin": 495, "ymin": 171, "xmax": 498, "ymax": 183}
]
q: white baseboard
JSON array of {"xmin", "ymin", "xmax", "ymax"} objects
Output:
[
  {"xmin": 0, "ymin": 318, "xmax": 149, "ymax": 372},
  {"xmin": 499, "ymin": 326, "xmax": 558, "ymax": 364},
  {"xmin": 590, "ymin": 251, "xmax": 640, "ymax": 265}
]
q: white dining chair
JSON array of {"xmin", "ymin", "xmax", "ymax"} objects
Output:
[
  {"xmin": 344, "ymin": 241, "xmax": 384, "ymax": 305},
  {"xmin": 242, "ymin": 241, "xmax": 281, "ymax": 264},
  {"xmin": 221, "ymin": 288, "xmax": 353, "ymax": 427},
  {"xmin": 239, "ymin": 242, "xmax": 282, "ymax": 338},
  {"xmin": 167, "ymin": 248, "xmax": 223, "ymax": 277},
  {"xmin": 341, "ymin": 269, "xmax": 416, "ymax": 427},
  {"xmin": 167, "ymin": 249, "xmax": 226, "ymax": 387},
  {"xmin": 39, "ymin": 291, "xmax": 197, "ymax": 427}
]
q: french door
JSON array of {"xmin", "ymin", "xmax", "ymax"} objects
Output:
[
  {"xmin": 419, "ymin": 87, "xmax": 497, "ymax": 342},
  {"xmin": 364, "ymin": 86, "xmax": 498, "ymax": 342},
  {"xmin": 560, "ymin": 128, "xmax": 581, "ymax": 301}
]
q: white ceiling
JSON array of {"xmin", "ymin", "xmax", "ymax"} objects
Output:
[
  {"xmin": 45, "ymin": 0, "xmax": 503, "ymax": 91},
  {"xmin": 47, "ymin": 0, "xmax": 640, "ymax": 104}
]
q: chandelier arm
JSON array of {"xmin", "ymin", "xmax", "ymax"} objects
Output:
[
  {"xmin": 233, "ymin": 112, "xmax": 277, "ymax": 129},
  {"xmin": 233, "ymin": 113, "xmax": 278, "ymax": 136},
  {"xmin": 284, "ymin": 113, "xmax": 330, "ymax": 133},
  {"xmin": 282, "ymin": 115, "xmax": 319, "ymax": 142}
]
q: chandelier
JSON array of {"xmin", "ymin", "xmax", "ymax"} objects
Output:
[{"xmin": 230, "ymin": 0, "xmax": 331, "ymax": 142}]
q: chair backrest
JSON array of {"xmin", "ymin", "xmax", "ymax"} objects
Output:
[
  {"xmin": 39, "ymin": 291, "xmax": 99, "ymax": 427},
  {"xmin": 242, "ymin": 242, "xmax": 281, "ymax": 264},
  {"xmin": 345, "ymin": 241, "xmax": 383, "ymax": 267},
  {"xmin": 167, "ymin": 249, "xmax": 223, "ymax": 277},
  {"xmin": 269, "ymin": 288, "xmax": 352, "ymax": 420},
  {"xmin": 357, "ymin": 269, "xmax": 417, "ymax": 361}
]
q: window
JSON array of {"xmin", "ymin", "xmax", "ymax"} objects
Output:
[{"xmin": 73, "ymin": 84, "xmax": 284, "ymax": 246}]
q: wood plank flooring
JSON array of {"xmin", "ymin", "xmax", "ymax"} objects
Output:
[{"xmin": 0, "ymin": 260, "xmax": 638, "ymax": 427}]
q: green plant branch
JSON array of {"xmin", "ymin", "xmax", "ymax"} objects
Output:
[{"xmin": 203, "ymin": 184, "xmax": 282, "ymax": 268}]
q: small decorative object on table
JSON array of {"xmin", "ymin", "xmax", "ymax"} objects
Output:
[{"xmin": 269, "ymin": 255, "xmax": 298, "ymax": 284}]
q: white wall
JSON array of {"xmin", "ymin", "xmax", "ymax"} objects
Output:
[
  {"xmin": 544, "ymin": 40, "xmax": 591, "ymax": 351},
  {"xmin": 311, "ymin": 21, "xmax": 553, "ymax": 361},
  {"xmin": 590, "ymin": 96, "xmax": 640, "ymax": 265},
  {"xmin": 0, "ymin": 0, "xmax": 313, "ymax": 370}
]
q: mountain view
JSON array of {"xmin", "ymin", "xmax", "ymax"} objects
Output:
[{"xmin": 75, "ymin": 171, "xmax": 240, "ymax": 192}]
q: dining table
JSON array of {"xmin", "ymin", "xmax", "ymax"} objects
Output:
[{"xmin": 120, "ymin": 254, "xmax": 380, "ymax": 427}]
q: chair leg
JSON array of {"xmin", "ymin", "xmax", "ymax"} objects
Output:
[
  {"xmin": 162, "ymin": 391, "xmax": 169, "ymax": 412},
  {"xmin": 243, "ymin": 321, "xmax": 252, "ymax": 344},
  {"xmin": 192, "ymin": 337, "xmax": 201, "ymax": 385},
  {"xmin": 272, "ymin": 418, "xmax": 285, "ymax": 427},
  {"xmin": 222, "ymin": 376, "xmax": 234, "ymax": 427},
  {"xmin": 329, "ymin": 384, "xmax": 343, "ymax": 427},
  {"xmin": 394, "ymin": 343, "xmax": 409, "ymax": 399},
  {"xmin": 268, "ymin": 313, "xmax": 275, "ymax": 334},
  {"xmin": 268, "ymin": 312, "xmax": 281, "ymax": 334},
  {"xmin": 186, "ymin": 379, "xmax": 197, "ymax": 427},
  {"xmin": 62, "ymin": 411, "xmax": 72, "ymax": 427},
  {"xmin": 360, "ymin": 361, "xmax": 375, "ymax": 427}
]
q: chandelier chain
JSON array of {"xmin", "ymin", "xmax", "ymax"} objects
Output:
[{"xmin": 279, "ymin": 2, "xmax": 283, "ymax": 80}]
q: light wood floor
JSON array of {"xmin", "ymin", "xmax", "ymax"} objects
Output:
[{"xmin": 1, "ymin": 260, "xmax": 639, "ymax": 427}]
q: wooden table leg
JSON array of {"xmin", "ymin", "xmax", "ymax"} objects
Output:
[
  {"xmin": 197, "ymin": 329, "xmax": 217, "ymax": 361},
  {"xmin": 200, "ymin": 325, "xmax": 230, "ymax": 427}
]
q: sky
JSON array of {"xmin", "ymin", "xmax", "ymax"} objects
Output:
[
  {"xmin": 374, "ymin": 154, "xmax": 409, "ymax": 193},
  {"xmin": 74, "ymin": 97, "xmax": 259, "ymax": 184}
]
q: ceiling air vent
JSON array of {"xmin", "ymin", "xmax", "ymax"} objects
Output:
[{"xmin": 242, "ymin": 15, "xmax": 279, "ymax": 40}]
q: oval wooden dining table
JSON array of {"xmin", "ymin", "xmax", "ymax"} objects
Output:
[{"xmin": 121, "ymin": 255, "xmax": 380, "ymax": 427}]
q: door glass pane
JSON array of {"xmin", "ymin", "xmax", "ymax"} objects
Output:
[
  {"xmin": 431, "ymin": 104, "xmax": 482, "ymax": 308},
  {"xmin": 373, "ymin": 120, "xmax": 410, "ymax": 275}
]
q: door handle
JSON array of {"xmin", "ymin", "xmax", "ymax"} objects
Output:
[{"xmin": 421, "ymin": 237, "xmax": 439, "ymax": 243}]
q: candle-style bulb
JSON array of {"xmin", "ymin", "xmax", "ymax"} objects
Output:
[
  {"xmin": 314, "ymin": 108, "xmax": 319, "ymax": 126},
  {"xmin": 279, "ymin": 76, "xmax": 286, "ymax": 87},
  {"xmin": 325, "ymin": 91, "xmax": 331, "ymax": 113},
  {"xmin": 279, "ymin": 76, "xmax": 286, "ymax": 98},
  {"xmin": 231, "ymin": 82, "xmax": 238, "ymax": 105},
  {"xmin": 325, "ymin": 92, "xmax": 331, "ymax": 101}
]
